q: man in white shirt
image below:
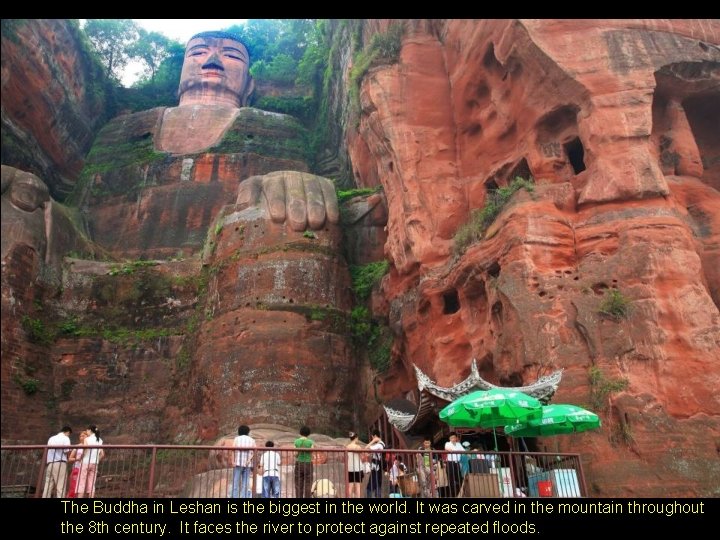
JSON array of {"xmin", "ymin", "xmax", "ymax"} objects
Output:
[
  {"xmin": 444, "ymin": 432, "xmax": 465, "ymax": 497},
  {"xmin": 260, "ymin": 441, "xmax": 281, "ymax": 498},
  {"xmin": 232, "ymin": 425, "xmax": 255, "ymax": 498},
  {"xmin": 42, "ymin": 425, "xmax": 72, "ymax": 497},
  {"xmin": 365, "ymin": 430, "xmax": 385, "ymax": 498}
]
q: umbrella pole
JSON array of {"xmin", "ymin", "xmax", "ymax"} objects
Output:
[
  {"xmin": 492, "ymin": 428, "xmax": 498, "ymax": 451},
  {"xmin": 520, "ymin": 437, "xmax": 528, "ymax": 452}
]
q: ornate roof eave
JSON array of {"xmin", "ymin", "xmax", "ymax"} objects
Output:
[{"xmin": 384, "ymin": 359, "xmax": 563, "ymax": 433}]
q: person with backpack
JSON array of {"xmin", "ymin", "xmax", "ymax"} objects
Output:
[{"xmin": 365, "ymin": 430, "xmax": 385, "ymax": 498}]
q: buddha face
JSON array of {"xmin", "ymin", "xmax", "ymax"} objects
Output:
[{"xmin": 178, "ymin": 34, "xmax": 253, "ymax": 108}]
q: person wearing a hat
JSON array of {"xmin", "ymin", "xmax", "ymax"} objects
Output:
[{"xmin": 460, "ymin": 441, "xmax": 472, "ymax": 476}]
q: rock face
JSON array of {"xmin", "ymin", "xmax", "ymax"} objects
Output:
[
  {"xmin": 2, "ymin": 101, "xmax": 353, "ymax": 442},
  {"xmin": 1, "ymin": 19, "xmax": 109, "ymax": 199},
  {"xmin": 345, "ymin": 19, "xmax": 720, "ymax": 496},
  {"xmin": 77, "ymin": 107, "xmax": 310, "ymax": 259},
  {"xmin": 1, "ymin": 19, "xmax": 719, "ymax": 497},
  {"xmin": 170, "ymin": 171, "xmax": 356, "ymax": 440},
  {"xmin": 1, "ymin": 165, "xmax": 104, "ymax": 441}
]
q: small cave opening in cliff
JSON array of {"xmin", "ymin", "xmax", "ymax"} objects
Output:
[
  {"xmin": 465, "ymin": 123, "xmax": 483, "ymax": 137},
  {"xmin": 564, "ymin": 137, "xmax": 586, "ymax": 174},
  {"xmin": 487, "ymin": 261, "xmax": 501, "ymax": 279},
  {"xmin": 653, "ymin": 62, "xmax": 720, "ymax": 189},
  {"xmin": 508, "ymin": 158, "xmax": 532, "ymax": 181},
  {"xmin": 491, "ymin": 301, "xmax": 503, "ymax": 325},
  {"xmin": 442, "ymin": 289, "xmax": 461, "ymax": 314},
  {"xmin": 130, "ymin": 132, "xmax": 152, "ymax": 143},
  {"xmin": 482, "ymin": 44, "xmax": 502, "ymax": 75},
  {"xmin": 683, "ymin": 92, "xmax": 720, "ymax": 190},
  {"xmin": 591, "ymin": 282, "xmax": 609, "ymax": 295},
  {"xmin": 418, "ymin": 297, "xmax": 431, "ymax": 317}
]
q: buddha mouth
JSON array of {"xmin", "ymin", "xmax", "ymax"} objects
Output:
[{"xmin": 202, "ymin": 71, "xmax": 224, "ymax": 79}]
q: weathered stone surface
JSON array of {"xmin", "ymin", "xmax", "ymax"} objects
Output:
[
  {"xmin": 1, "ymin": 26, "xmax": 355, "ymax": 452},
  {"xmin": 2, "ymin": 165, "xmax": 104, "ymax": 273},
  {"xmin": 1, "ymin": 19, "xmax": 108, "ymax": 199},
  {"xmin": 347, "ymin": 19, "xmax": 720, "ymax": 496},
  {"xmin": 77, "ymin": 107, "xmax": 310, "ymax": 259},
  {"xmin": 169, "ymin": 171, "xmax": 357, "ymax": 439},
  {"xmin": 2, "ymin": 19, "xmax": 719, "ymax": 498},
  {"xmin": 342, "ymin": 193, "xmax": 389, "ymax": 265}
]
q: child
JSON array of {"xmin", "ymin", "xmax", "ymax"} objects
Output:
[
  {"xmin": 260, "ymin": 441, "xmax": 281, "ymax": 498},
  {"xmin": 389, "ymin": 455, "xmax": 407, "ymax": 495}
]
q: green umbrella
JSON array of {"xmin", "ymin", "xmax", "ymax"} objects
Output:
[
  {"xmin": 439, "ymin": 389, "xmax": 543, "ymax": 449},
  {"xmin": 438, "ymin": 392, "xmax": 483, "ymax": 428},
  {"xmin": 504, "ymin": 404, "xmax": 601, "ymax": 438},
  {"xmin": 463, "ymin": 389, "xmax": 543, "ymax": 427}
]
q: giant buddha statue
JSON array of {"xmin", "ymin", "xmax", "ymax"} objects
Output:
[
  {"xmin": 157, "ymin": 31, "xmax": 254, "ymax": 154},
  {"xmin": 78, "ymin": 31, "xmax": 335, "ymax": 260},
  {"xmin": 2, "ymin": 30, "xmax": 358, "ymax": 442}
]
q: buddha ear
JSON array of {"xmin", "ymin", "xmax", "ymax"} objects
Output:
[{"xmin": 241, "ymin": 76, "xmax": 255, "ymax": 107}]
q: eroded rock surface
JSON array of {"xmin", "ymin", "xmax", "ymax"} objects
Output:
[{"xmin": 348, "ymin": 19, "xmax": 720, "ymax": 496}]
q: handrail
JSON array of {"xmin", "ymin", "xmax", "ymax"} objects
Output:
[{"xmin": 2, "ymin": 444, "xmax": 586, "ymax": 498}]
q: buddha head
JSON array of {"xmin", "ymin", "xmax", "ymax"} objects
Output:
[
  {"xmin": 178, "ymin": 31, "xmax": 254, "ymax": 108},
  {"xmin": 1, "ymin": 165, "xmax": 49, "ymax": 212}
]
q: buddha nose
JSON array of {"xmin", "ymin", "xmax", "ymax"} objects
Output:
[{"xmin": 202, "ymin": 51, "xmax": 225, "ymax": 71}]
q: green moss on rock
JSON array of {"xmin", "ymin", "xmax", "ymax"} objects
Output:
[{"xmin": 211, "ymin": 108, "xmax": 310, "ymax": 164}]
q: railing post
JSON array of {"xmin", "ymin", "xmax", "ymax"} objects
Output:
[
  {"xmin": 428, "ymin": 455, "xmax": 437, "ymax": 498},
  {"xmin": 251, "ymin": 451, "xmax": 257, "ymax": 498},
  {"xmin": 34, "ymin": 447, "xmax": 48, "ymax": 498},
  {"xmin": 344, "ymin": 448, "xmax": 349, "ymax": 498},
  {"xmin": 147, "ymin": 446, "xmax": 157, "ymax": 498},
  {"xmin": 507, "ymin": 450, "xmax": 517, "ymax": 498},
  {"xmin": 576, "ymin": 455, "xmax": 588, "ymax": 497}
]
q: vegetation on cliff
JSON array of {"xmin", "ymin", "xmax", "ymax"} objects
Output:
[
  {"xmin": 598, "ymin": 289, "xmax": 632, "ymax": 321},
  {"xmin": 350, "ymin": 261, "xmax": 390, "ymax": 301},
  {"xmin": 453, "ymin": 177, "xmax": 535, "ymax": 255},
  {"xmin": 348, "ymin": 260, "xmax": 392, "ymax": 372},
  {"xmin": 348, "ymin": 22, "xmax": 404, "ymax": 118}
]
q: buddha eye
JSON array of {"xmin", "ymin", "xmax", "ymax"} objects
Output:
[{"xmin": 224, "ymin": 54, "xmax": 242, "ymax": 60}]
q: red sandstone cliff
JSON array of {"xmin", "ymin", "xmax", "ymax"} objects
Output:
[
  {"xmin": 1, "ymin": 19, "xmax": 110, "ymax": 199},
  {"xmin": 344, "ymin": 19, "xmax": 720, "ymax": 496},
  {"xmin": 1, "ymin": 19, "xmax": 718, "ymax": 496}
]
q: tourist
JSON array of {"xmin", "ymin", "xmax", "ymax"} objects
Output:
[
  {"xmin": 42, "ymin": 425, "xmax": 72, "ymax": 498},
  {"xmin": 76, "ymin": 425, "xmax": 103, "ymax": 498},
  {"xmin": 232, "ymin": 425, "xmax": 255, "ymax": 498},
  {"xmin": 260, "ymin": 441, "xmax": 281, "ymax": 498},
  {"xmin": 294, "ymin": 426, "xmax": 314, "ymax": 498},
  {"xmin": 346, "ymin": 431, "xmax": 365, "ymax": 498}
]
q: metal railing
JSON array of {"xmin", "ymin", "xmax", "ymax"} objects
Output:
[{"xmin": 1, "ymin": 445, "xmax": 586, "ymax": 498}]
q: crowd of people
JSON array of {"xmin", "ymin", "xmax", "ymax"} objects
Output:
[
  {"xmin": 230, "ymin": 427, "xmax": 488, "ymax": 499},
  {"xmin": 43, "ymin": 424, "xmax": 496, "ymax": 498}
]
